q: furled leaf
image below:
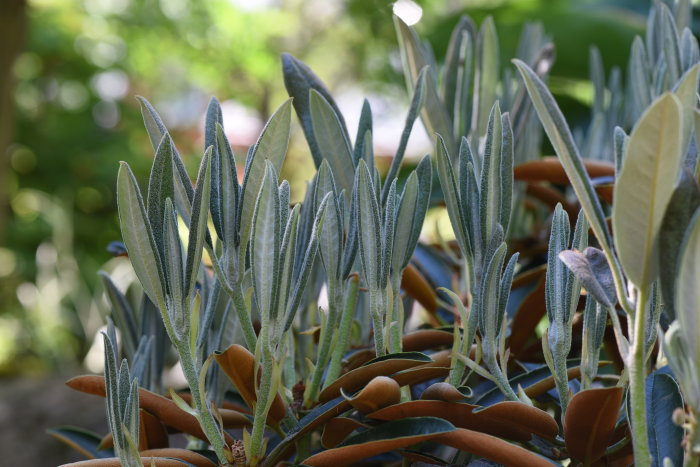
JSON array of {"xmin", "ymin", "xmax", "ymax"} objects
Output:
[
  {"xmin": 559, "ymin": 247, "xmax": 616, "ymax": 307},
  {"xmin": 302, "ymin": 417, "xmax": 455, "ymax": 467},
  {"xmin": 319, "ymin": 352, "xmax": 432, "ymax": 402},
  {"xmin": 564, "ymin": 387, "xmax": 623, "ymax": 464},
  {"xmin": 613, "ymin": 92, "xmax": 683, "ymax": 287},
  {"xmin": 214, "ymin": 344, "xmax": 286, "ymax": 424},
  {"xmin": 345, "ymin": 376, "xmax": 401, "ymax": 414}
]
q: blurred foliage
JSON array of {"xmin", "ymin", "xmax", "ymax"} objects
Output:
[{"xmin": 1, "ymin": 0, "xmax": 690, "ymax": 375}]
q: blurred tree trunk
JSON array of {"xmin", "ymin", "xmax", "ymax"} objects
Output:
[{"xmin": 0, "ymin": 0, "xmax": 27, "ymax": 246}]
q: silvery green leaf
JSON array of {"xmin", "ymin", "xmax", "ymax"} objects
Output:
[
  {"xmin": 443, "ymin": 16, "xmax": 476, "ymax": 137},
  {"xmin": 459, "ymin": 140, "xmax": 481, "ymax": 261},
  {"xmin": 184, "ymin": 148, "xmax": 212, "ymax": 301},
  {"xmin": 117, "ymin": 162, "xmax": 166, "ymax": 309},
  {"xmin": 392, "ymin": 173, "xmax": 418, "ymax": 276},
  {"xmin": 500, "ymin": 113, "xmax": 513, "ymax": 236},
  {"xmin": 680, "ymin": 28, "xmax": 699, "ymax": 72},
  {"xmin": 276, "ymin": 204, "xmax": 300, "ymax": 325},
  {"xmin": 341, "ymin": 185, "xmax": 359, "ymax": 280},
  {"xmin": 99, "ymin": 271, "xmax": 138, "ymax": 357},
  {"xmin": 355, "ymin": 159, "xmax": 382, "ymax": 289},
  {"xmin": 497, "ymin": 252, "xmax": 519, "ymax": 333},
  {"xmin": 163, "ymin": 198, "xmax": 185, "ymax": 332},
  {"xmin": 279, "ymin": 179, "xmax": 290, "ymax": 226},
  {"xmin": 613, "ymin": 92, "xmax": 683, "ymax": 288},
  {"xmin": 646, "ymin": 4, "xmax": 662, "ymax": 63},
  {"xmin": 479, "ymin": 102, "xmax": 503, "ymax": 246},
  {"xmin": 251, "ymin": 161, "xmax": 281, "ymax": 322},
  {"xmin": 146, "ymin": 133, "xmax": 174, "ymax": 267},
  {"xmin": 284, "ymin": 192, "xmax": 329, "ymax": 331},
  {"xmin": 215, "ymin": 124, "xmax": 240, "ymax": 248},
  {"xmin": 661, "ymin": 3, "xmax": 682, "ymax": 85},
  {"xmin": 672, "ymin": 63, "xmax": 700, "ymax": 157},
  {"xmin": 282, "ymin": 53, "xmax": 350, "ymax": 167},
  {"xmin": 559, "ymin": 247, "xmax": 616, "ymax": 308},
  {"xmin": 613, "ymin": 126, "xmax": 628, "ymax": 175},
  {"xmin": 381, "ymin": 67, "xmax": 426, "ymax": 203},
  {"xmin": 238, "ymin": 99, "xmax": 292, "ymax": 277},
  {"xmin": 581, "ymin": 297, "xmax": 606, "ymax": 388},
  {"xmin": 472, "ymin": 16, "xmax": 499, "ymax": 139},
  {"xmin": 567, "ymin": 210, "xmax": 588, "ymax": 317},
  {"xmin": 205, "ymin": 97, "xmax": 224, "ymax": 237},
  {"xmin": 382, "ymin": 179, "xmax": 397, "ymax": 287},
  {"xmin": 676, "ymin": 209, "xmax": 700, "ymax": 365},
  {"xmin": 436, "ymin": 135, "xmax": 469, "ymax": 257},
  {"xmin": 513, "ymin": 60, "xmax": 613, "ymax": 251},
  {"xmin": 590, "ymin": 47, "xmax": 605, "ymax": 115},
  {"xmin": 310, "ymin": 89, "xmax": 356, "ymax": 198},
  {"xmin": 477, "ymin": 242, "xmax": 507, "ymax": 344},
  {"xmin": 410, "ymin": 154, "xmax": 432, "ymax": 255},
  {"xmin": 664, "ymin": 322, "xmax": 700, "ymax": 411},
  {"xmin": 354, "ymin": 99, "xmax": 373, "ymax": 165},
  {"xmin": 545, "ymin": 204, "xmax": 570, "ymax": 324},
  {"xmin": 658, "ymin": 169, "xmax": 700, "ymax": 320},
  {"xmin": 136, "ymin": 96, "xmax": 195, "ymax": 225},
  {"xmin": 314, "ymin": 161, "xmax": 343, "ymax": 281},
  {"xmin": 394, "ymin": 16, "xmax": 455, "ymax": 155}
]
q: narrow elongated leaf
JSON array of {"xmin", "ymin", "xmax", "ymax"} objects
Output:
[
  {"xmin": 613, "ymin": 92, "xmax": 683, "ymax": 287},
  {"xmin": 146, "ymin": 134, "xmax": 175, "ymax": 266},
  {"xmin": 353, "ymin": 99, "xmax": 373, "ymax": 165},
  {"xmin": 436, "ymin": 135, "xmax": 469, "ymax": 256},
  {"xmin": 205, "ymin": 97, "xmax": 224, "ymax": 237},
  {"xmin": 238, "ymin": 99, "xmax": 292, "ymax": 277},
  {"xmin": 646, "ymin": 371, "xmax": 684, "ymax": 466},
  {"xmin": 136, "ymin": 96, "xmax": 195, "ymax": 225},
  {"xmin": 513, "ymin": 60, "xmax": 612, "ymax": 250},
  {"xmin": 479, "ymin": 102, "xmax": 503, "ymax": 244},
  {"xmin": 251, "ymin": 162, "xmax": 281, "ymax": 320},
  {"xmin": 394, "ymin": 16, "xmax": 455, "ymax": 155},
  {"xmin": 355, "ymin": 159, "xmax": 382, "ymax": 289},
  {"xmin": 392, "ymin": 173, "xmax": 419, "ymax": 276},
  {"xmin": 184, "ymin": 149, "xmax": 212, "ymax": 301},
  {"xmin": 472, "ymin": 17, "xmax": 499, "ymax": 139},
  {"xmin": 442, "ymin": 16, "xmax": 475, "ymax": 136},
  {"xmin": 117, "ymin": 163, "xmax": 166, "ymax": 309},
  {"xmin": 303, "ymin": 417, "xmax": 455, "ymax": 467},
  {"xmin": 310, "ymin": 89, "xmax": 356, "ymax": 198},
  {"xmin": 214, "ymin": 124, "xmax": 239, "ymax": 248},
  {"xmin": 381, "ymin": 67, "xmax": 426, "ymax": 203},
  {"xmin": 48, "ymin": 426, "xmax": 115, "ymax": 459},
  {"xmin": 163, "ymin": 199, "xmax": 184, "ymax": 331},
  {"xmin": 282, "ymin": 53, "xmax": 350, "ymax": 167}
]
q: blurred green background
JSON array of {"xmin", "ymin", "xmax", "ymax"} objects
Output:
[{"xmin": 0, "ymin": 0, "xmax": 687, "ymax": 378}]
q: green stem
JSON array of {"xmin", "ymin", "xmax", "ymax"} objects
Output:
[
  {"xmin": 326, "ymin": 274, "xmax": 360, "ymax": 385},
  {"xmin": 370, "ymin": 286, "xmax": 385, "ymax": 357},
  {"xmin": 249, "ymin": 328, "xmax": 274, "ymax": 465},
  {"xmin": 178, "ymin": 344, "xmax": 230, "ymax": 466},
  {"xmin": 388, "ymin": 278, "xmax": 403, "ymax": 354},
  {"xmin": 304, "ymin": 281, "xmax": 340, "ymax": 407},
  {"xmin": 629, "ymin": 287, "xmax": 651, "ymax": 467},
  {"xmin": 206, "ymin": 244, "xmax": 257, "ymax": 350}
]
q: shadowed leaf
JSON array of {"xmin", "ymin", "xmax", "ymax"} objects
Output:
[
  {"xmin": 564, "ymin": 386, "xmax": 623, "ymax": 464},
  {"xmin": 401, "ymin": 264, "xmax": 438, "ymax": 313},
  {"xmin": 646, "ymin": 371, "xmax": 684, "ymax": 466},
  {"xmin": 321, "ymin": 417, "xmax": 366, "ymax": 449},
  {"xmin": 47, "ymin": 426, "xmax": 114, "ymax": 460},
  {"xmin": 303, "ymin": 417, "xmax": 454, "ymax": 467}
]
